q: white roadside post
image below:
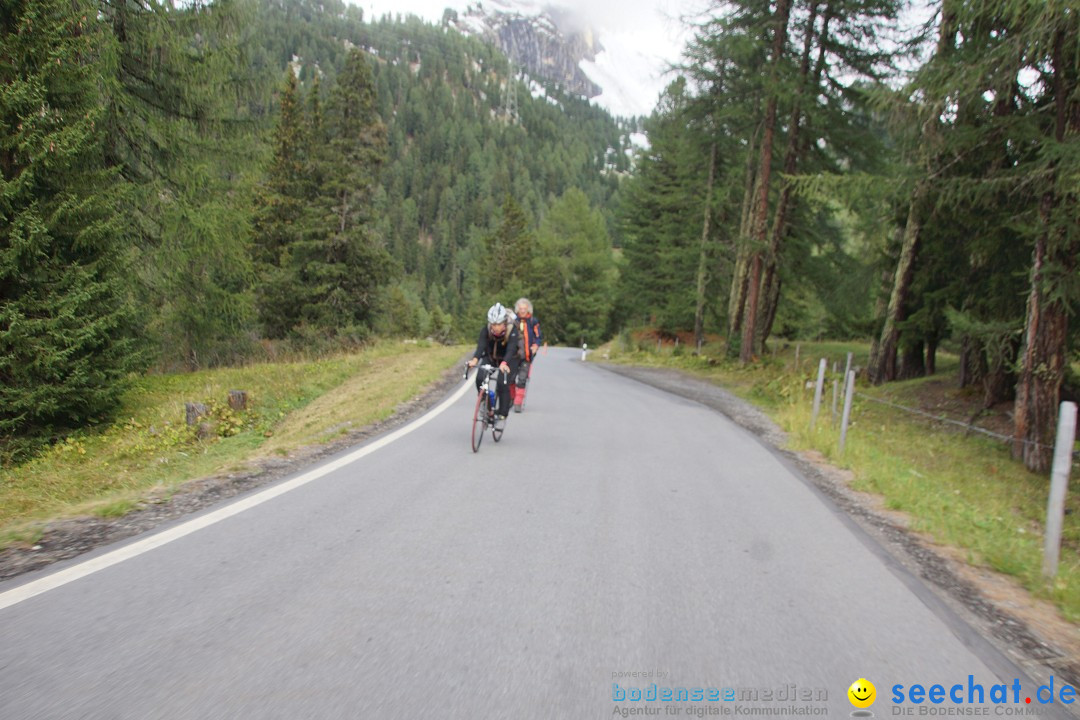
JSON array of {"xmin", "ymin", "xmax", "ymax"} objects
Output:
[
  {"xmin": 832, "ymin": 378, "xmax": 839, "ymax": 424},
  {"xmin": 581, "ymin": 343, "xmax": 588, "ymax": 362},
  {"xmin": 810, "ymin": 358, "xmax": 826, "ymax": 430},
  {"xmin": 1043, "ymin": 401, "xmax": 1078, "ymax": 579},
  {"xmin": 839, "ymin": 370, "xmax": 856, "ymax": 454}
]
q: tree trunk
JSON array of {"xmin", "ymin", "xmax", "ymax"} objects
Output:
[
  {"xmin": 1012, "ymin": 26, "xmax": 1078, "ymax": 472},
  {"xmin": 185, "ymin": 402, "xmax": 208, "ymax": 426},
  {"xmin": 867, "ymin": 182, "xmax": 928, "ymax": 384},
  {"xmin": 958, "ymin": 337, "xmax": 975, "ymax": 389},
  {"xmin": 867, "ymin": 261, "xmax": 896, "ymax": 381},
  {"xmin": 1012, "ymin": 228, "xmax": 1069, "ymax": 471},
  {"xmin": 760, "ymin": 274, "xmax": 782, "ymax": 349},
  {"xmin": 926, "ymin": 337, "xmax": 938, "ymax": 376},
  {"xmin": 898, "ymin": 341, "xmax": 925, "ymax": 380},
  {"xmin": 869, "ymin": 0, "xmax": 957, "ymax": 385},
  {"xmin": 740, "ymin": 253, "xmax": 764, "ymax": 364},
  {"xmin": 339, "ymin": 189, "xmax": 348, "ymax": 234},
  {"xmin": 728, "ymin": 126, "xmax": 761, "ymax": 347},
  {"xmin": 694, "ymin": 143, "xmax": 718, "ymax": 350},
  {"xmin": 983, "ymin": 357, "xmax": 1014, "ymax": 409},
  {"xmin": 728, "ymin": 253, "xmax": 749, "ymax": 342},
  {"xmin": 759, "ymin": 2, "xmax": 829, "ymax": 350},
  {"xmin": 740, "ymin": 0, "xmax": 792, "ymax": 365}
]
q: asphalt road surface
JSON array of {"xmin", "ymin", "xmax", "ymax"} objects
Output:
[{"xmin": 0, "ymin": 348, "xmax": 1065, "ymax": 719}]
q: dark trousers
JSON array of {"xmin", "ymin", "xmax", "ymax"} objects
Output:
[
  {"xmin": 515, "ymin": 360, "xmax": 531, "ymax": 387},
  {"xmin": 476, "ymin": 364, "xmax": 513, "ymax": 417}
]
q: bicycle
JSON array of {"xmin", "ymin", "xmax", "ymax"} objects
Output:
[{"xmin": 464, "ymin": 362, "xmax": 507, "ymax": 452}]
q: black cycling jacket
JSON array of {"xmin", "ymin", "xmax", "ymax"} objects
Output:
[{"xmin": 473, "ymin": 325, "xmax": 521, "ymax": 369}]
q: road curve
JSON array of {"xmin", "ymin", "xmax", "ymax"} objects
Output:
[{"xmin": 0, "ymin": 348, "xmax": 1060, "ymax": 719}]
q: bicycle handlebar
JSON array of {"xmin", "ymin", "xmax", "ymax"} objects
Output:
[{"xmin": 463, "ymin": 361, "xmax": 507, "ymax": 380}]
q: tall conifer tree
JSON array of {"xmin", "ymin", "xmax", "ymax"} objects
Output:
[
  {"xmin": 0, "ymin": 0, "xmax": 144, "ymax": 457},
  {"xmin": 295, "ymin": 49, "xmax": 394, "ymax": 335}
]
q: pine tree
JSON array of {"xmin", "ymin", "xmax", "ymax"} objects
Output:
[
  {"xmin": 253, "ymin": 69, "xmax": 310, "ymax": 338},
  {"xmin": 481, "ymin": 195, "xmax": 534, "ymax": 298},
  {"xmin": 867, "ymin": 0, "xmax": 957, "ymax": 385},
  {"xmin": 531, "ymin": 189, "xmax": 618, "ymax": 344},
  {"xmin": 618, "ymin": 81, "xmax": 715, "ymax": 335},
  {"xmin": 739, "ymin": 0, "xmax": 793, "ymax": 363},
  {"xmin": 294, "ymin": 49, "xmax": 394, "ymax": 336},
  {"xmin": 102, "ymin": 0, "xmax": 259, "ymax": 368},
  {"xmin": 0, "ymin": 0, "xmax": 145, "ymax": 458},
  {"xmin": 1010, "ymin": 2, "xmax": 1080, "ymax": 471},
  {"xmin": 863, "ymin": 0, "xmax": 1079, "ymax": 470},
  {"xmin": 679, "ymin": 0, "xmax": 903, "ymax": 358}
]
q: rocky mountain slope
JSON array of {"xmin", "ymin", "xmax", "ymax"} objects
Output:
[{"xmin": 447, "ymin": 1, "xmax": 605, "ymax": 100}]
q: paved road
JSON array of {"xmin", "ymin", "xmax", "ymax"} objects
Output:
[{"xmin": 0, "ymin": 349, "xmax": 1062, "ymax": 719}]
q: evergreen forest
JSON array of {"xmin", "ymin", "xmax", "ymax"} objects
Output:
[{"xmin": 2, "ymin": 0, "xmax": 1077, "ymax": 472}]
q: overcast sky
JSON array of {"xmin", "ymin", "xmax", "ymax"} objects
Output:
[
  {"xmin": 356, "ymin": 0, "xmax": 708, "ymax": 41},
  {"xmin": 348, "ymin": 0, "xmax": 937, "ymax": 117}
]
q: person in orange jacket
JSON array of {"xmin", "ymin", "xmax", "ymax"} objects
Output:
[{"xmin": 511, "ymin": 297, "xmax": 543, "ymax": 413}]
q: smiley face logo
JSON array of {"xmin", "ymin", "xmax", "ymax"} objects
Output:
[{"xmin": 848, "ymin": 678, "xmax": 876, "ymax": 708}]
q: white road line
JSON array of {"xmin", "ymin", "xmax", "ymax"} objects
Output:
[{"xmin": 0, "ymin": 378, "xmax": 473, "ymax": 613}]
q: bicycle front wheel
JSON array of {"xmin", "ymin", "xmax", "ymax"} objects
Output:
[{"xmin": 471, "ymin": 390, "xmax": 486, "ymax": 453}]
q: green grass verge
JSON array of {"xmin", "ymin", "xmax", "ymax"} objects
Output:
[
  {"xmin": 0, "ymin": 341, "xmax": 467, "ymax": 547},
  {"xmin": 605, "ymin": 338, "xmax": 1080, "ymax": 622}
]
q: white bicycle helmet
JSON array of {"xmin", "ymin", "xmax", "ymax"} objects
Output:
[{"xmin": 487, "ymin": 303, "xmax": 510, "ymax": 324}]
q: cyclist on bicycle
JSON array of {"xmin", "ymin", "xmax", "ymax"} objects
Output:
[
  {"xmin": 467, "ymin": 303, "xmax": 521, "ymax": 429},
  {"xmin": 512, "ymin": 297, "xmax": 543, "ymax": 412}
]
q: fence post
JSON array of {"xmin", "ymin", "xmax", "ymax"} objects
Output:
[
  {"xmin": 794, "ymin": 343, "xmax": 801, "ymax": 372},
  {"xmin": 832, "ymin": 379, "xmax": 839, "ymax": 423},
  {"xmin": 1043, "ymin": 401, "xmax": 1078, "ymax": 579},
  {"xmin": 844, "ymin": 352, "xmax": 853, "ymax": 381},
  {"xmin": 811, "ymin": 358, "xmax": 826, "ymax": 430},
  {"xmin": 839, "ymin": 370, "xmax": 856, "ymax": 454}
]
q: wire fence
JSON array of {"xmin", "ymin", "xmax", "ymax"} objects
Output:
[
  {"xmin": 846, "ymin": 386, "xmax": 1080, "ymax": 462},
  {"xmin": 805, "ymin": 356, "xmax": 1078, "ymax": 578},
  {"xmin": 794, "ymin": 350, "xmax": 1078, "ymax": 463}
]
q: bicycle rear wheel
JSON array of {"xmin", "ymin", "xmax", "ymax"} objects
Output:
[{"xmin": 471, "ymin": 391, "xmax": 486, "ymax": 452}]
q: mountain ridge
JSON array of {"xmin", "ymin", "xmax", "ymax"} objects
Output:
[
  {"xmin": 360, "ymin": 0, "xmax": 681, "ymax": 117},
  {"xmin": 448, "ymin": 1, "xmax": 604, "ymax": 100}
]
